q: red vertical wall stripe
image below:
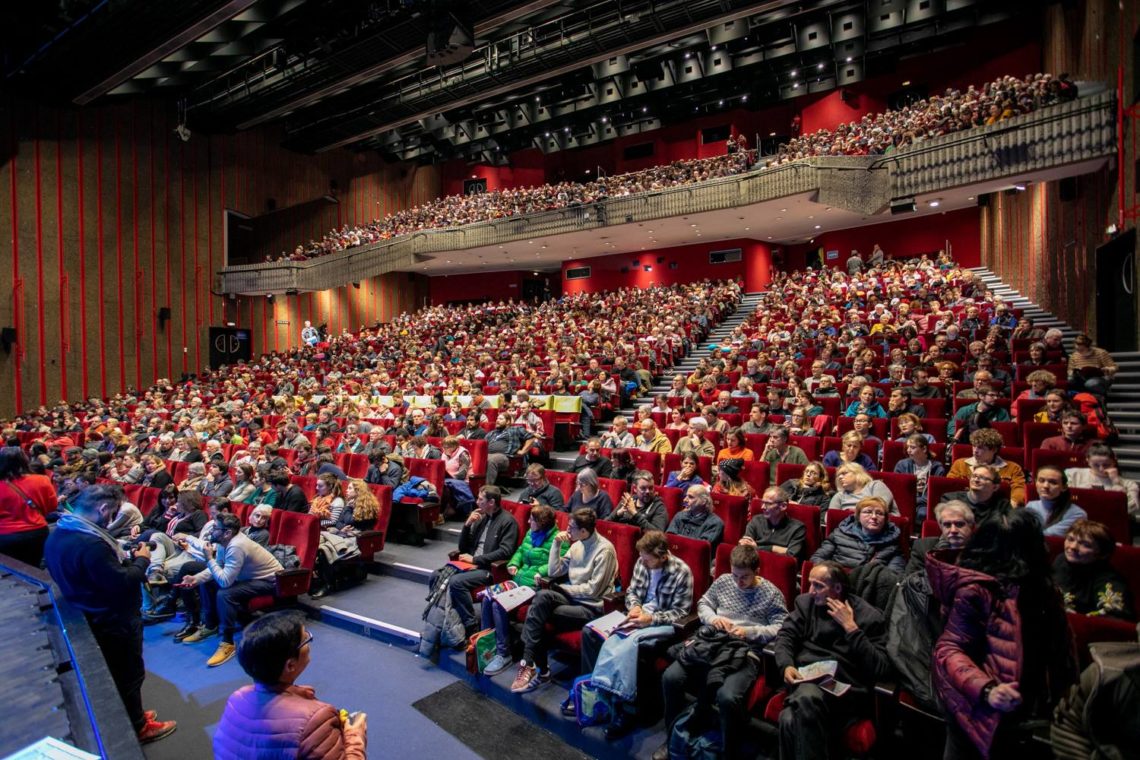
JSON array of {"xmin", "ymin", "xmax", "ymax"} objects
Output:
[
  {"xmin": 180, "ymin": 142, "xmax": 188, "ymax": 375},
  {"xmin": 56, "ymin": 112, "xmax": 68, "ymax": 402},
  {"xmin": 193, "ymin": 143, "xmax": 201, "ymax": 373},
  {"xmin": 77, "ymin": 112, "xmax": 88, "ymax": 399},
  {"xmin": 8, "ymin": 103, "xmax": 21, "ymax": 413},
  {"xmin": 132, "ymin": 108, "xmax": 142, "ymax": 390},
  {"xmin": 164, "ymin": 124, "xmax": 173, "ymax": 377},
  {"xmin": 96, "ymin": 111, "xmax": 107, "ymax": 398},
  {"xmin": 33, "ymin": 112, "xmax": 47, "ymax": 406},
  {"xmin": 116, "ymin": 115, "xmax": 126, "ymax": 393},
  {"xmin": 150, "ymin": 104, "xmax": 158, "ymax": 382}
]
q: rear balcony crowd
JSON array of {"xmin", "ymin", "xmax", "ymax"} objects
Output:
[{"xmin": 263, "ymin": 72, "xmax": 1075, "ymax": 265}]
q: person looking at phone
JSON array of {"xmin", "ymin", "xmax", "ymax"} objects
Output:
[
  {"xmin": 772, "ymin": 561, "xmax": 891, "ymax": 760},
  {"xmin": 213, "ymin": 611, "xmax": 367, "ymax": 759},
  {"xmin": 175, "ymin": 513, "xmax": 283, "ymax": 667},
  {"xmin": 518, "ymin": 464, "xmax": 566, "ymax": 510}
]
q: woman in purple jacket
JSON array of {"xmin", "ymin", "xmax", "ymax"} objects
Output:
[
  {"xmin": 927, "ymin": 510, "xmax": 1074, "ymax": 759},
  {"xmin": 214, "ymin": 611, "xmax": 367, "ymax": 759}
]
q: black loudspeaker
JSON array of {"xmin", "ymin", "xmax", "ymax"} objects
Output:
[
  {"xmin": 1059, "ymin": 177, "xmax": 1078, "ymax": 202},
  {"xmin": 0, "ymin": 327, "xmax": 16, "ymax": 353},
  {"xmin": 976, "ymin": 193, "xmax": 992, "ymax": 208}
]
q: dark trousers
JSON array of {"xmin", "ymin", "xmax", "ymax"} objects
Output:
[
  {"xmin": 199, "ymin": 577, "xmax": 277, "ymax": 642},
  {"xmin": 428, "ymin": 567, "xmax": 491, "ymax": 630},
  {"xmin": 521, "ymin": 589, "xmax": 596, "ymax": 670},
  {"xmin": 778, "ymin": 682, "xmax": 867, "ymax": 760},
  {"xmin": 0, "ymin": 526, "xmax": 48, "ymax": 567},
  {"xmin": 173, "ymin": 561, "xmax": 207, "ymax": 623},
  {"xmin": 662, "ymin": 657, "xmax": 760, "ymax": 758},
  {"xmin": 91, "ymin": 618, "xmax": 146, "ymax": 731}
]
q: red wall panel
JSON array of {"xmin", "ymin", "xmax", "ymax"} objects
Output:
[
  {"xmin": 428, "ymin": 270, "xmax": 560, "ymax": 305},
  {"xmin": 561, "ymin": 238, "xmax": 772, "ymax": 295},
  {"xmin": 785, "ymin": 207, "xmax": 981, "ymax": 271}
]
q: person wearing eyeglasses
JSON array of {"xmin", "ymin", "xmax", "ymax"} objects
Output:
[
  {"xmin": 947, "ymin": 428, "xmax": 1026, "ymax": 507},
  {"xmin": 213, "ymin": 611, "xmax": 367, "ymax": 759},
  {"xmin": 739, "ymin": 487, "xmax": 807, "ymax": 562},
  {"xmin": 569, "ymin": 437, "xmax": 613, "ymax": 479},
  {"xmin": 518, "ymin": 463, "xmax": 566, "ymax": 510},
  {"xmin": 936, "ymin": 464, "xmax": 1013, "ymax": 524},
  {"xmin": 810, "ymin": 497, "xmax": 906, "ymax": 573},
  {"xmin": 948, "ymin": 384, "xmax": 1010, "ymax": 444},
  {"xmin": 176, "ymin": 513, "xmax": 284, "ymax": 667}
]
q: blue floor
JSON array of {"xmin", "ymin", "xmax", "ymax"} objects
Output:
[{"xmin": 139, "ymin": 617, "xmax": 480, "ymax": 760}]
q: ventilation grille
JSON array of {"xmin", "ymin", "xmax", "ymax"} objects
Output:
[
  {"xmin": 709, "ymin": 248, "xmax": 742, "ymax": 264},
  {"xmin": 566, "ymin": 266, "xmax": 591, "ymax": 280}
]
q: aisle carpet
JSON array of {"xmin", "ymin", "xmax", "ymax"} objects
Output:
[{"xmin": 413, "ymin": 682, "xmax": 591, "ymax": 760}]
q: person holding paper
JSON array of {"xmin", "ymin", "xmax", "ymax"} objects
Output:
[
  {"xmin": 578, "ymin": 531, "xmax": 694, "ymax": 740},
  {"xmin": 429, "ymin": 486, "xmax": 519, "ymax": 639},
  {"xmin": 481, "ymin": 505, "xmax": 569, "ymax": 676},
  {"xmin": 655, "ymin": 544, "xmax": 788, "ymax": 760},
  {"xmin": 511, "ymin": 509, "xmax": 618, "ymax": 694},
  {"xmin": 773, "ymin": 561, "xmax": 892, "ymax": 760}
]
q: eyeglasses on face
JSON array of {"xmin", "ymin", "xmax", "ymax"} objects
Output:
[{"xmin": 297, "ymin": 631, "xmax": 314, "ymax": 651}]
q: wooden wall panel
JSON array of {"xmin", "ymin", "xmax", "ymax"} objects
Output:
[
  {"xmin": 981, "ymin": 0, "xmax": 1136, "ymax": 339},
  {"xmin": 0, "ymin": 98, "xmax": 438, "ymax": 417}
]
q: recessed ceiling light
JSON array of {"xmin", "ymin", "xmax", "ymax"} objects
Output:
[
  {"xmin": 967, "ymin": 196, "xmax": 975, "ymax": 201},
  {"xmin": 744, "ymin": 227, "xmax": 750, "ymax": 231},
  {"xmin": 790, "ymin": 69, "xmax": 797, "ymax": 76},
  {"xmin": 929, "ymin": 200, "xmax": 940, "ymax": 207},
  {"xmin": 793, "ymin": 83, "xmax": 799, "ymax": 89},
  {"xmin": 845, "ymin": 56, "xmax": 852, "ymax": 63},
  {"xmin": 781, "ymin": 209, "xmax": 787, "ymax": 212},
  {"xmin": 814, "ymin": 224, "xmax": 821, "ymax": 229},
  {"xmin": 767, "ymin": 236, "xmax": 773, "ymax": 240},
  {"xmin": 807, "ymin": 215, "xmax": 814, "ymax": 219},
  {"xmin": 775, "ymin": 217, "xmax": 783, "ymax": 221},
  {"xmin": 817, "ymin": 63, "xmax": 824, "ymax": 70}
]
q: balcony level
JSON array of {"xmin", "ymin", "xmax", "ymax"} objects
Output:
[{"xmin": 217, "ymin": 88, "xmax": 1116, "ymax": 295}]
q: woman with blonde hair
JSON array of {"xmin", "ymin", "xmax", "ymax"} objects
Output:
[{"xmin": 829, "ymin": 462, "xmax": 897, "ymax": 515}]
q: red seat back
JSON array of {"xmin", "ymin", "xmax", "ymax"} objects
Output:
[
  {"xmin": 714, "ymin": 543, "xmax": 797, "ymax": 608},
  {"xmin": 925, "ymin": 476, "xmax": 969, "ymax": 512},
  {"xmin": 666, "ymin": 534, "xmax": 711, "ymax": 611},
  {"xmin": 654, "ymin": 485, "xmax": 685, "ymax": 523},
  {"xmin": 921, "ymin": 519, "xmax": 940, "ymax": 538},
  {"xmin": 406, "ymin": 458, "xmax": 446, "ymax": 497},
  {"xmin": 784, "ymin": 503, "xmax": 822, "ymax": 557},
  {"xmin": 711, "ymin": 492, "xmax": 749, "ymax": 545},
  {"xmin": 597, "ymin": 477, "xmax": 628, "ymax": 508},
  {"xmin": 875, "ymin": 470, "xmax": 917, "ymax": 529},
  {"xmin": 662, "ymin": 453, "xmax": 714, "ymax": 485},
  {"xmin": 505, "ymin": 500, "xmax": 531, "ymax": 535},
  {"xmin": 741, "ymin": 461, "xmax": 770, "ymax": 499},
  {"xmin": 1070, "ymin": 488, "xmax": 1131, "ymax": 544},
  {"xmin": 627, "ymin": 450, "xmax": 662, "ymax": 479},
  {"xmin": 595, "ymin": 520, "xmax": 641, "ymax": 592},
  {"xmin": 546, "ymin": 470, "xmax": 577, "ymax": 503},
  {"xmin": 289, "ymin": 474, "xmax": 318, "ymax": 500},
  {"xmin": 774, "ymin": 462, "xmax": 808, "ymax": 487},
  {"xmin": 791, "ymin": 435, "xmax": 821, "ymax": 460},
  {"xmin": 270, "ymin": 510, "xmax": 320, "ymax": 571},
  {"xmin": 1022, "ymin": 422, "xmax": 1062, "ymax": 451}
]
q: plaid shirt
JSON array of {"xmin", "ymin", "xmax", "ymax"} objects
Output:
[{"xmin": 626, "ymin": 553, "xmax": 693, "ymax": 625}]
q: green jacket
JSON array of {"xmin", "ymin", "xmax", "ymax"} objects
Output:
[{"xmin": 508, "ymin": 529, "xmax": 568, "ymax": 587}]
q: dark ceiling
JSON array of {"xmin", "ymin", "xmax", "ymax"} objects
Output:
[{"xmin": 3, "ymin": 0, "xmax": 1043, "ymax": 164}]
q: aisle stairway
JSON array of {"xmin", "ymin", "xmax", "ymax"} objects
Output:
[{"xmin": 1105, "ymin": 353, "xmax": 1140, "ymax": 477}]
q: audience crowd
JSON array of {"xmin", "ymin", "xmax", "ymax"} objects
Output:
[
  {"xmin": 3, "ymin": 217, "xmax": 1137, "ymax": 758},
  {"xmin": 266, "ymin": 72, "xmax": 1074, "ymax": 263}
]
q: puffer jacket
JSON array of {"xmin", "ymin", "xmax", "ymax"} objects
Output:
[
  {"xmin": 927, "ymin": 552, "xmax": 1019, "ymax": 758},
  {"xmin": 506, "ymin": 529, "xmax": 566, "ymax": 588},
  {"xmin": 810, "ymin": 515, "xmax": 905, "ymax": 573},
  {"xmin": 213, "ymin": 683, "xmax": 366, "ymax": 760}
]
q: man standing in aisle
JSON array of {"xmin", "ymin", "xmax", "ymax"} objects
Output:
[{"xmin": 44, "ymin": 485, "xmax": 178, "ymax": 744}]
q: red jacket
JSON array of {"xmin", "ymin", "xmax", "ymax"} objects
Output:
[
  {"xmin": 213, "ymin": 683, "xmax": 365, "ymax": 760},
  {"xmin": 0, "ymin": 474, "xmax": 57, "ymax": 533},
  {"xmin": 927, "ymin": 553, "xmax": 1021, "ymax": 758}
]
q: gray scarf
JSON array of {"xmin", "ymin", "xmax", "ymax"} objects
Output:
[{"xmin": 55, "ymin": 512, "xmax": 127, "ymax": 561}]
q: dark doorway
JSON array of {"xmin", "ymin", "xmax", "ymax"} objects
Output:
[
  {"xmin": 1095, "ymin": 228, "xmax": 1138, "ymax": 351},
  {"xmin": 521, "ymin": 278, "xmax": 546, "ymax": 303}
]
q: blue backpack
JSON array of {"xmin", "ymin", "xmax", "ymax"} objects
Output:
[{"xmin": 565, "ymin": 674, "xmax": 615, "ymax": 728}]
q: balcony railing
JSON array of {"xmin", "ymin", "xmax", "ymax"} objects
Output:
[{"xmin": 219, "ymin": 89, "xmax": 1116, "ymax": 295}]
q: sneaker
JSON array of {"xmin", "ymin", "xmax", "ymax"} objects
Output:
[
  {"xmin": 141, "ymin": 609, "xmax": 175, "ymax": 625},
  {"xmin": 510, "ymin": 662, "xmax": 541, "ymax": 693},
  {"xmin": 207, "ymin": 642, "xmax": 237, "ymax": 667},
  {"xmin": 484, "ymin": 654, "xmax": 512, "ymax": 676},
  {"xmin": 137, "ymin": 719, "xmax": 177, "ymax": 744},
  {"xmin": 173, "ymin": 623, "xmax": 200, "ymax": 642},
  {"xmin": 181, "ymin": 626, "xmax": 217, "ymax": 643},
  {"xmin": 143, "ymin": 710, "xmax": 157, "ymax": 723}
]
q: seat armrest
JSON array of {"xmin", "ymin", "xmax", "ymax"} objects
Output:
[
  {"xmin": 874, "ymin": 680, "xmax": 898, "ymax": 698},
  {"xmin": 603, "ymin": 591, "xmax": 626, "ymax": 614},
  {"xmin": 672, "ymin": 613, "xmax": 700, "ymax": 637},
  {"xmin": 275, "ymin": 567, "xmax": 313, "ymax": 597}
]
